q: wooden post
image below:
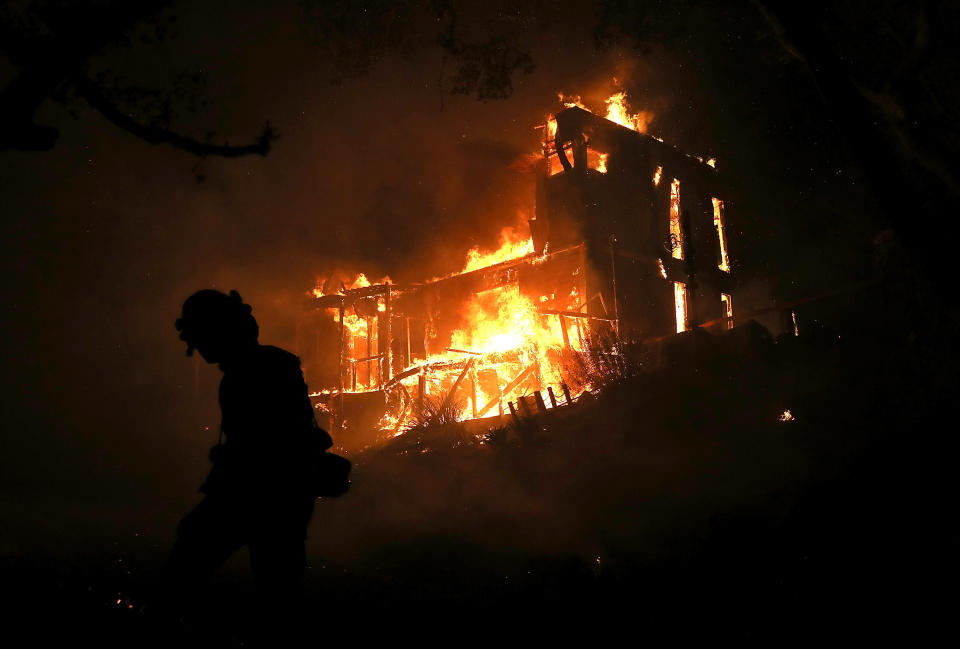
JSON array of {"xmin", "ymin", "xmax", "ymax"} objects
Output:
[
  {"xmin": 405, "ymin": 317, "xmax": 412, "ymax": 368},
  {"xmin": 424, "ymin": 314, "xmax": 430, "ymax": 359},
  {"xmin": 547, "ymin": 386, "xmax": 558, "ymax": 408},
  {"xmin": 384, "ymin": 284, "xmax": 392, "ymax": 382},
  {"xmin": 337, "ymin": 302, "xmax": 345, "ymax": 433},
  {"xmin": 610, "ymin": 235, "xmax": 620, "ymax": 337},
  {"xmin": 470, "ymin": 366, "xmax": 478, "ymax": 419},
  {"xmin": 442, "ymin": 358, "xmax": 474, "ymax": 412},
  {"xmin": 350, "ymin": 359, "xmax": 357, "ymax": 391},
  {"xmin": 533, "ymin": 390, "xmax": 547, "ymax": 413},
  {"xmin": 559, "ymin": 314, "xmax": 571, "ymax": 349},
  {"xmin": 596, "ymin": 293, "xmax": 609, "ymax": 316},
  {"xmin": 518, "ymin": 396, "xmax": 533, "ymax": 417},
  {"xmin": 364, "ymin": 316, "xmax": 371, "ymax": 389},
  {"xmin": 418, "ymin": 369, "xmax": 425, "ymax": 410},
  {"xmin": 561, "ymin": 382, "xmax": 573, "ymax": 405},
  {"xmin": 507, "ymin": 401, "xmax": 520, "ymax": 425},
  {"xmin": 393, "ymin": 384, "xmax": 412, "ymax": 435}
]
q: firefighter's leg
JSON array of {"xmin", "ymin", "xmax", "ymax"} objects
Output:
[
  {"xmin": 248, "ymin": 497, "xmax": 315, "ymax": 597},
  {"xmin": 167, "ymin": 497, "xmax": 246, "ymax": 600}
]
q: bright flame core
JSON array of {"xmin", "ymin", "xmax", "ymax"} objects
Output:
[
  {"xmin": 314, "ymin": 226, "xmax": 587, "ymax": 429},
  {"xmin": 712, "ymin": 198, "xmax": 730, "ymax": 272},
  {"xmin": 670, "ymin": 179, "xmax": 684, "ymax": 260},
  {"xmin": 674, "ymin": 282, "xmax": 688, "ymax": 333},
  {"xmin": 604, "ymin": 91, "xmax": 653, "ymax": 133},
  {"xmin": 460, "ymin": 225, "xmax": 534, "ymax": 274},
  {"xmin": 721, "ymin": 293, "xmax": 733, "ymax": 331}
]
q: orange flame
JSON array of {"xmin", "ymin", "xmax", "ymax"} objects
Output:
[
  {"xmin": 670, "ymin": 179, "xmax": 683, "ymax": 260},
  {"xmin": 558, "ymin": 93, "xmax": 586, "ymax": 109},
  {"xmin": 544, "ymin": 85, "xmax": 655, "ymax": 176},
  {"xmin": 604, "ymin": 91, "xmax": 653, "ymax": 133},
  {"xmin": 460, "ymin": 225, "xmax": 533, "ymax": 274},
  {"xmin": 712, "ymin": 198, "xmax": 730, "ymax": 272},
  {"xmin": 312, "ymin": 226, "xmax": 590, "ymax": 425}
]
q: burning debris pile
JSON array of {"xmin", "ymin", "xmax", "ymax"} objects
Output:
[{"xmin": 305, "ymin": 89, "xmax": 738, "ymax": 449}]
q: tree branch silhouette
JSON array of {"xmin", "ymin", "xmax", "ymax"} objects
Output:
[
  {"xmin": 71, "ymin": 72, "xmax": 276, "ymax": 157},
  {"xmin": 0, "ymin": 0, "xmax": 273, "ymax": 157}
]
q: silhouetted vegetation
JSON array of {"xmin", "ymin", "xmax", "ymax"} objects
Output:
[{"xmin": 560, "ymin": 331, "xmax": 643, "ymax": 392}]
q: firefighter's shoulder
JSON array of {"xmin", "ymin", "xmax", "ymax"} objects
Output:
[{"xmin": 254, "ymin": 344, "xmax": 303, "ymax": 372}]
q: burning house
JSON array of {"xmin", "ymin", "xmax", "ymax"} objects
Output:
[{"xmin": 305, "ymin": 98, "xmax": 737, "ymax": 449}]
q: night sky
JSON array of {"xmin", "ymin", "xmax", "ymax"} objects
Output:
[{"xmin": 0, "ymin": 0, "xmax": 946, "ymax": 581}]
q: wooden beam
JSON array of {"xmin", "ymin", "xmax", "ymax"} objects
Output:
[
  {"xmin": 424, "ymin": 312, "xmax": 431, "ymax": 359},
  {"xmin": 405, "ymin": 317, "xmax": 412, "ymax": 367},
  {"xmin": 477, "ymin": 361, "xmax": 538, "ymax": 417},
  {"xmin": 559, "ymin": 314, "xmax": 571, "ymax": 349},
  {"xmin": 384, "ymin": 285, "xmax": 392, "ymax": 381},
  {"xmin": 346, "ymin": 353, "xmax": 384, "ymax": 363},
  {"xmin": 382, "ymin": 364, "xmax": 420, "ymax": 389},
  {"xmin": 393, "ymin": 383, "xmax": 412, "ymax": 435},
  {"xmin": 364, "ymin": 316, "xmax": 371, "ymax": 389},
  {"xmin": 337, "ymin": 304, "xmax": 345, "ymax": 433},
  {"xmin": 595, "ymin": 292, "xmax": 609, "ymax": 317},
  {"xmin": 418, "ymin": 371, "xmax": 425, "ymax": 410},
  {"xmin": 547, "ymin": 386, "xmax": 558, "ymax": 408},
  {"xmin": 576, "ymin": 292, "xmax": 608, "ymax": 315},
  {"xmin": 445, "ymin": 348, "xmax": 484, "ymax": 356},
  {"xmin": 538, "ymin": 308, "xmax": 617, "ymax": 322},
  {"xmin": 610, "ymin": 236, "xmax": 619, "ymax": 336},
  {"xmin": 442, "ymin": 357, "xmax": 475, "ymax": 411}
]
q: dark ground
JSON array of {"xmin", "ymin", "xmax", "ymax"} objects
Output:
[{"xmin": 3, "ymin": 297, "xmax": 957, "ymax": 645}]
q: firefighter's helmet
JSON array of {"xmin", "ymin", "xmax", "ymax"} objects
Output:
[{"xmin": 175, "ymin": 289, "xmax": 258, "ymax": 356}]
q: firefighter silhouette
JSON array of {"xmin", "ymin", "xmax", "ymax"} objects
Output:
[{"xmin": 168, "ymin": 289, "xmax": 331, "ymax": 611}]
